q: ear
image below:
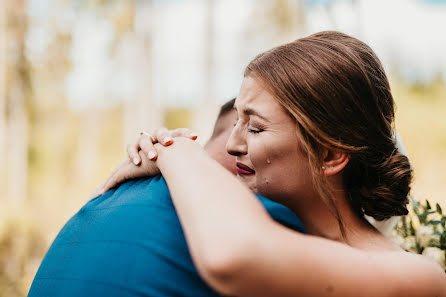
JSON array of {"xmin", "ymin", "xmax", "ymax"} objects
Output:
[{"xmin": 321, "ymin": 149, "xmax": 350, "ymax": 176}]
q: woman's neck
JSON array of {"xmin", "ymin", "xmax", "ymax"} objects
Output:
[{"xmin": 285, "ymin": 181, "xmax": 388, "ymax": 249}]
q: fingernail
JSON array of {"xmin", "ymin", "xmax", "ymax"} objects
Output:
[
  {"xmin": 148, "ymin": 151, "xmax": 156, "ymax": 160},
  {"xmin": 133, "ymin": 157, "xmax": 140, "ymax": 165},
  {"xmin": 190, "ymin": 132, "xmax": 198, "ymax": 140},
  {"xmin": 163, "ymin": 137, "xmax": 173, "ymax": 145}
]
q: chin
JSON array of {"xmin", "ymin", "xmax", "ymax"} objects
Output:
[{"xmin": 236, "ymin": 175, "xmax": 257, "ymax": 191}]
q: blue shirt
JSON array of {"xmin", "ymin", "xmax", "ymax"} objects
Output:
[{"xmin": 28, "ymin": 175, "xmax": 304, "ymax": 297}]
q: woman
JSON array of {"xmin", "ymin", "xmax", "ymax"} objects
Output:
[{"xmin": 98, "ymin": 31, "xmax": 446, "ymax": 296}]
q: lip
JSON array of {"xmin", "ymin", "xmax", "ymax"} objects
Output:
[{"xmin": 236, "ymin": 162, "xmax": 255, "ymax": 175}]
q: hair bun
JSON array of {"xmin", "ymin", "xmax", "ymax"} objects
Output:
[{"xmin": 355, "ymin": 150, "xmax": 413, "ymax": 221}]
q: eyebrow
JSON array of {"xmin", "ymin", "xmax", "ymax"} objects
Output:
[{"xmin": 234, "ymin": 104, "xmax": 270, "ymax": 123}]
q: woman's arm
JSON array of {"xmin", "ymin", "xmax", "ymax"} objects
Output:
[{"xmin": 155, "ymin": 138, "xmax": 446, "ymax": 297}]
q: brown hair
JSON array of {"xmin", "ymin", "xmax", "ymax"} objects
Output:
[
  {"xmin": 217, "ymin": 98, "xmax": 236, "ymax": 119},
  {"xmin": 210, "ymin": 98, "xmax": 236, "ymax": 139},
  {"xmin": 245, "ymin": 31, "xmax": 412, "ymax": 232}
]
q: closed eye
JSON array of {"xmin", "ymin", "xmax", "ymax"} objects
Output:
[{"xmin": 248, "ymin": 128, "xmax": 263, "ymax": 134}]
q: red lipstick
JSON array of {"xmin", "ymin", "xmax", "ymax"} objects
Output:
[{"xmin": 236, "ymin": 162, "xmax": 255, "ymax": 175}]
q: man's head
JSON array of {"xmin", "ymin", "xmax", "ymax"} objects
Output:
[{"xmin": 204, "ymin": 98, "xmax": 237, "ymax": 175}]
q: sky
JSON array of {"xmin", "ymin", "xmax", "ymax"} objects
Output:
[{"xmin": 26, "ymin": 0, "xmax": 446, "ymax": 109}]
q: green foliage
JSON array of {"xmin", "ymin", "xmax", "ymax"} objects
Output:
[{"xmin": 393, "ymin": 198, "xmax": 446, "ymax": 271}]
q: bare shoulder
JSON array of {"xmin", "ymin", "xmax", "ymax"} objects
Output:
[{"xmin": 374, "ymin": 250, "xmax": 446, "ymax": 296}]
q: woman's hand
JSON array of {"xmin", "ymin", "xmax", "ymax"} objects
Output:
[
  {"xmin": 91, "ymin": 127, "xmax": 198, "ymax": 198},
  {"xmin": 129, "ymin": 127, "xmax": 198, "ymax": 165}
]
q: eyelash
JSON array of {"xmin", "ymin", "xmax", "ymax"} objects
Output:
[
  {"xmin": 233, "ymin": 119, "xmax": 264, "ymax": 134},
  {"xmin": 248, "ymin": 128, "xmax": 263, "ymax": 134}
]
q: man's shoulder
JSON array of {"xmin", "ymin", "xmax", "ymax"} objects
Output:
[
  {"xmin": 83, "ymin": 174, "xmax": 173, "ymax": 211},
  {"xmin": 29, "ymin": 175, "xmax": 210, "ymax": 297},
  {"xmin": 55, "ymin": 175, "xmax": 182, "ymax": 246},
  {"xmin": 255, "ymin": 194, "xmax": 305, "ymax": 233}
]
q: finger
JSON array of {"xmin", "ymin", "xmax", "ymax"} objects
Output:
[
  {"xmin": 171, "ymin": 128, "xmax": 199, "ymax": 140},
  {"xmin": 154, "ymin": 127, "xmax": 174, "ymax": 146},
  {"xmin": 139, "ymin": 134, "xmax": 158, "ymax": 160},
  {"xmin": 127, "ymin": 142, "xmax": 142, "ymax": 165}
]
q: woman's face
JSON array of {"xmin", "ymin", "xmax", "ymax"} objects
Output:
[{"xmin": 226, "ymin": 76, "xmax": 314, "ymax": 204}]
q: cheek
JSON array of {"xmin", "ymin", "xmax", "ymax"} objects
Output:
[{"xmin": 250, "ymin": 138, "xmax": 312, "ymax": 198}]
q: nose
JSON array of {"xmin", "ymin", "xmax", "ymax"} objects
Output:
[{"xmin": 226, "ymin": 122, "xmax": 248, "ymax": 157}]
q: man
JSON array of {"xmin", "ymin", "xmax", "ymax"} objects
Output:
[
  {"xmin": 28, "ymin": 99, "xmax": 305, "ymax": 297},
  {"xmin": 203, "ymin": 98, "xmax": 238, "ymax": 175}
]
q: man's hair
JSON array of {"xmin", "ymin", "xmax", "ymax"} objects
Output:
[
  {"xmin": 209, "ymin": 98, "xmax": 236, "ymax": 139},
  {"xmin": 217, "ymin": 98, "xmax": 236, "ymax": 120}
]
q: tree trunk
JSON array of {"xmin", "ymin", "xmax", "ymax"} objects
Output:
[
  {"xmin": 295, "ymin": 0, "xmax": 306, "ymax": 36},
  {"xmin": 192, "ymin": 0, "xmax": 218, "ymax": 142},
  {"xmin": 123, "ymin": 0, "xmax": 162, "ymax": 145},
  {"xmin": 135, "ymin": 0, "xmax": 161, "ymax": 133},
  {"xmin": 5, "ymin": 0, "xmax": 29, "ymax": 203},
  {"xmin": 75, "ymin": 109, "xmax": 100, "ymax": 186},
  {"xmin": 0, "ymin": 0, "xmax": 7, "ymax": 201},
  {"xmin": 203, "ymin": 0, "xmax": 215, "ymax": 106}
]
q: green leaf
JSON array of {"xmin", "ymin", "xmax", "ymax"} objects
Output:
[
  {"xmin": 426, "ymin": 200, "xmax": 431, "ymax": 210},
  {"xmin": 430, "ymin": 241, "xmax": 441, "ymax": 248},
  {"xmin": 429, "ymin": 220, "xmax": 442, "ymax": 225},
  {"xmin": 400, "ymin": 216, "xmax": 408, "ymax": 237},
  {"xmin": 436, "ymin": 203, "xmax": 443, "ymax": 214},
  {"xmin": 417, "ymin": 214, "xmax": 427, "ymax": 224},
  {"xmin": 417, "ymin": 243, "xmax": 423, "ymax": 254},
  {"xmin": 411, "ymin": 198, "xmax": 420, "ymax": 214},
  {"xmin": 440, "ymin": 233, "xmax": 446, "ymax": 249},
  {"xmin": 425, "ymin": 210, "xmax": 436, "ymax": 216},
  {"xmin": 409, "ymin": 219, "xmax": 416, "ymax": 236}
]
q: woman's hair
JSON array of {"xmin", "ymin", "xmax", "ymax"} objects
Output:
[{"xmin": 245, "ymin": 31, "xmax": 412, "ymax": 231}]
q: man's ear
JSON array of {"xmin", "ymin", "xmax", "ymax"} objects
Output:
[{"xmin": 321, "ymin": 148, "xmax": 350, "ymax": 176}]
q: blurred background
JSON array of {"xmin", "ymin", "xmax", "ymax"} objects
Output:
[{"xmin": 0, "ymin": 0, "xmax": 445, "ymax": 295}]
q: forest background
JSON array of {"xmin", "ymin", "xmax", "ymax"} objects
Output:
[{"xmin": 1, "ymin": 0, "xmax": 446, "ymax": 296}]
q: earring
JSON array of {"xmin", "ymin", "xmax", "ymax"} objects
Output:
[{"xmin": 322, "ymin": 165, "xmax": 326, "ymax": 170}]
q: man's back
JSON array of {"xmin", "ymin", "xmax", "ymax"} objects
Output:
[{"xmin": 28, "ymin": 175, "xmax": 304, "ymax": 297}]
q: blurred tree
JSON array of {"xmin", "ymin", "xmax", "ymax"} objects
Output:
[
  {"xmin": 113, "ymin": 0, "xmax": 163, "ymax": 144},
  {"xmin": 204, "ymin": 0, "xmax": 215, "ymax": 105},
  {"xmin": 249, "ymin": 0, "xmax": 306, "ymax": 44},
  {"xmin": 72, "ymin": 1, "xmax": 113, "ymax": 185},
  {"xmin": 22, "ymin": 0, "xmax": 74, "ymax": 206},
  {"xmin": 192, "ymin": 0, "xmax": 219, "ymax": 141},
  {"xmin": 268, "ymin": 0, "xmax": 305, "ymax": 35},
  {"xmin": 165, "ymin": 108, "xmax": 191, "ymax": 130},
  {"xmin": 0, "ymin": 215, "xmax": 47, "ymax": 297},
  {"xmin": 5, "ymin": 0, "xmax": 30, "ymax": 203},
  {"xmin": 0, "ymin": 0, "xmax": 6, "ymax": 201}
]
